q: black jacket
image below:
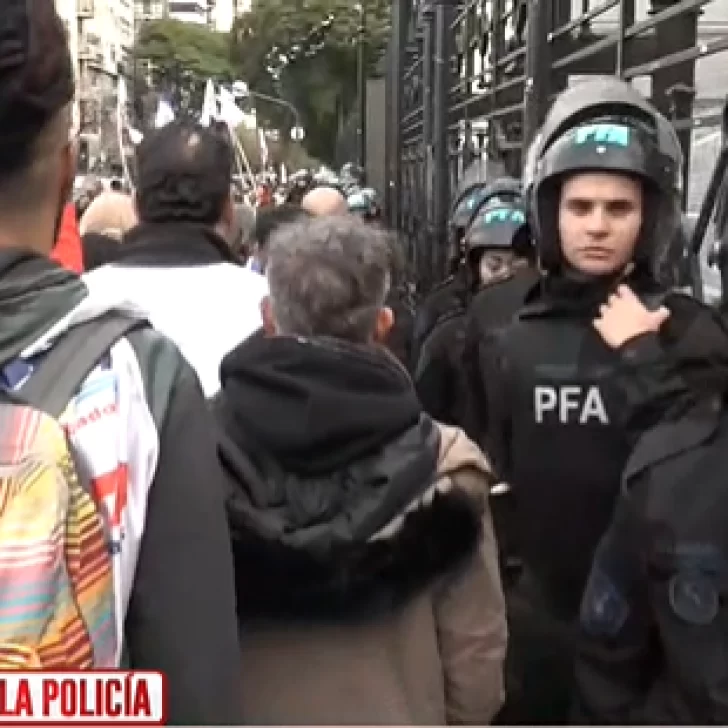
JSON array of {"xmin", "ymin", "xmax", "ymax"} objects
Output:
[
  {"xmin": 213, "ymin": 332, "xmax": 485, "ymax": 622},
  {"xmin": 575, "ymin": 301, "xmax": 728, "ymax": 724},
  {"xmin": 82, "ymin": 232, "xmax": 121, "ymax": 270},
  {"xmin": 411, "ymin": 273, "xmax": 470, "ymax": 366},
  {"xmin": 461, "ymin": 266, "xmax": 541, "ymax": 442},
  {"xmin": 414, "ymin": 266, "xmax": 541, "ymax": 430},
  {"xmin": 0, "ymin": 251, "xmax": 241, "ymax": 724},
  {"xmin": 474, "ymin": 271, "xmax": 683, "ymax": 616},
  {"xmin": 414, "ymin": 309, "xmax": 469, "ymax": 426}
]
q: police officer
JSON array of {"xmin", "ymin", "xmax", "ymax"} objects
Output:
[
  {"xmin": 462, "ymin": 177, "xmax": 539, "ymax": 358},
  {"xmin": 411, "ymin": 182, "xmax": 492, "ymax": 365},
  {"xmin": 343, "ymin": 185, "xmax": 412, "ymax": 366},
  {"xmin": 574, "ymin": 281, "xmax": 728, "ymax": 723},
  {"xmin": 461, "ymin": 182, "xmax": 539, "ymax": 441},
  {"xmin": 347, "ymin": 187, "xmax": 381, "ymax": 222},
  {"xmin": 415, "ymin": 178, "xmax": 532, "ymax": 425},
  {"xmin": 476, "ymin": 77, "xmax": 687, "ymax": 723}
]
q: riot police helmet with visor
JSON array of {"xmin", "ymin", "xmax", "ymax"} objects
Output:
[
  {"xmin": 464, "ymin": 180, "xmax": 533, "ymax": 285},
  {"xmin": 528, "ymin": 77, "xmax": 683, "ymax": 279},
  {"xmin": 465, "ymin": 179, "xmax": 530, "ymax": 253},
  {"xmin": 449, "ymin": 183, "xmax": 491, "ymax": 233}
]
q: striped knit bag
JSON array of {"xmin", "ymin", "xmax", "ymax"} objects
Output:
[{"xmin": 0, "ymin": 402, "xmax": 115, "ymax": 669}]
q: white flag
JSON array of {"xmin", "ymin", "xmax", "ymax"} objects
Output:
[
  {"xmin": 217, "ymin": 87, "xmax": 246, "ymax": 128},
  {"xmin": 200, "ymin": 79, "xmax": 218, "ymax": 127},
  {"xmin": 154, "ymin": 97, "xmax": 175, "ymax": 129}
]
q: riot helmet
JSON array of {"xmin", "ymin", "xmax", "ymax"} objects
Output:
[
  {"xmin": 527, "ymin": 77, "xmax": 683, "ymax": 277},
  {"xmin": 449, "ymin": 183, "xmax": 491, "ymax": 232},
  {"xmin": 464, "ymin": 179, "xmax": 533, "ymax": 286},
  {"xmin": 348, "ymin": 187, "xmax": 380, "ymax": 220},
  {"xmin": 312, "ymin": 167, "xmax": 343, "ymax": 194},
  {"xmin": 465, "ymin": 179, "xmax": 530, "ymax": 254}
]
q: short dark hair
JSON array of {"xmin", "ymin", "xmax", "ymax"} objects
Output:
[
  {"xmin": 0, "ymin": 0, "xmax": 74, "ymax": 182},
  {"xmin": 254, "ymin": 204, "xmax": 311, "ymax": 250},
  {"xmin": 135, "ymin": 120, "xmax": 234, "ymax": 225}
]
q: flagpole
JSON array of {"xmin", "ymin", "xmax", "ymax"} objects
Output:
[
  {"xmin": 116, "ymin": 77, "xmax": 134, "ymax": 191},
  {"xmin": 228, "ymin": 123, "xmax": 256, "ymax": 195}
]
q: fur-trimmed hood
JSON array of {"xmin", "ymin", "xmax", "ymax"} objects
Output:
[{"xmin": 214, "ymin": 333, "xmax": 495, "ymax": 621}]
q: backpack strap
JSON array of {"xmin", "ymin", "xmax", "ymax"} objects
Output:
[{"xmin": 21, "ymin": 312, "xmax": 147, "ymax": 418}]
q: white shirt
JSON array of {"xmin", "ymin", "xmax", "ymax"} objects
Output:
[{"xmin": 84, "ymin": 263, "xmax": 268, "ymax": 396}]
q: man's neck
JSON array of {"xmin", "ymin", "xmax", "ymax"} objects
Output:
[{"xmin": 0, "ymin": 221, "xmax": 54, "ymax": 256}]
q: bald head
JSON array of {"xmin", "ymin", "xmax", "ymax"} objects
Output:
[{"xmin": 302, "ymin": 186, "xmax": 348, "ymax": 217}]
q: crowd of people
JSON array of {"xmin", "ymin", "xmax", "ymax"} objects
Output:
[{"xmin": 0, "ymin": 1, "xmax": 726, "ymax": 725}]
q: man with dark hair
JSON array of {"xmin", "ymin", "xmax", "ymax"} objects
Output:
[
  {"xmin": 134, "ymin": 120, "xmax": 234, "ymax": 226},
  {"xmin": 0, "ymin": 1, "xmax": 240, "ymax": 721},
  {"xmin": 87, "ymin": 119, "xmax": 268, "ymax": 395},
  {"xmin": 247, "ymin": 203, "xmax": 311, "ymax": 274}
]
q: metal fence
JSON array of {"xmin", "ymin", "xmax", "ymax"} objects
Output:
[{"xmin": 384, "ymin": 0, "xmax": 728, "ymax": 290}]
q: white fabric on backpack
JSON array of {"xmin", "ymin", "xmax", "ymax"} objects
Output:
[{"xmin": 19, "ymin": 276, "xmax": 159, "ymax": 667}]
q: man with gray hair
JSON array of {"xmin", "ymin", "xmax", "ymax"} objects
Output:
[
  {"xmin": 263, "ymin": 214, "xmax": 393, "ymax": 340},
  {"xmin": 214, "ymin": 214, "xmax": 507, "ymax": 725}
]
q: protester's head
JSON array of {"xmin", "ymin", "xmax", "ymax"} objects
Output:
[
  {"xmin": 255, "ymin": 204, "xmax": 309, "ymax": 248},
  {"xmin": 80, "ymin": 191, "xmax": 137, "ymax": 241},
  {"xmin": 135, "ymin": 119, "xmax": 235, "ymax": 237},
  {"xmin": 252, "ymin": 204, "xmax": 311, "ymax": 272},
  {"xmin": 262, "ymin": 215, "xmax": 394, "ymax": 345},
  {"xmin": 301, "ymin": 186, "xmax": 348, "ymax": 217},
  {"xmin": 0, "ymin": 0, "xmax": 76, "ymax": 254}
]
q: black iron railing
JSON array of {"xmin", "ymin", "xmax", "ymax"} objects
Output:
[{"xmin": 386, "ymin": 0, "xmax": 728, "ymax": 294}]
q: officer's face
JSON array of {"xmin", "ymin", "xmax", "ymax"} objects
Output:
[
  {"xmin": 475, "ymin": 249, "xmax": 515, "ymax": 285},
  {"xmin": 559, "ymin": 173, "xmax": 643, "ymax": 276}
]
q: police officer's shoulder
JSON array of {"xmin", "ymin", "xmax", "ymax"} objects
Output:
[
  {"xmin": 662, "ymin": 288, "xmax": 714, "ymax": 317},
  {"xmin": 420, "ymin": 276, "xmax": 466, "ymax": 313},
  {"xmin": 661, "ymin": 291, "xmax": 728, "ymax": 354},
  {"xmin": 428, "ymin": 274, "xmax": 456, "ymax": 295},
  {"xmin": 430, "ymin": 305, "xmax": 468, "ymax": 335},
  {"xmin": 515, "ymin": 279, "xmax": 552, "ymax": 319}
]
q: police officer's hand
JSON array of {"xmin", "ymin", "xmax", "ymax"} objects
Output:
[{"xmin": 593, "ymin": 284, "xmax": 671, "ymax": 349}]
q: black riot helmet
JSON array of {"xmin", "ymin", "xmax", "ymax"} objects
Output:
[
  {"xmin": 465, "ymin": 179, "xmax": 532, "ymax": 258},
  {"xmin": 449, "ymin": 183, "xmax": 491, "ymax": 234},
  {"xmin": 525, "ymin": 77, "xmax": 683, "ymax": 277}
]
